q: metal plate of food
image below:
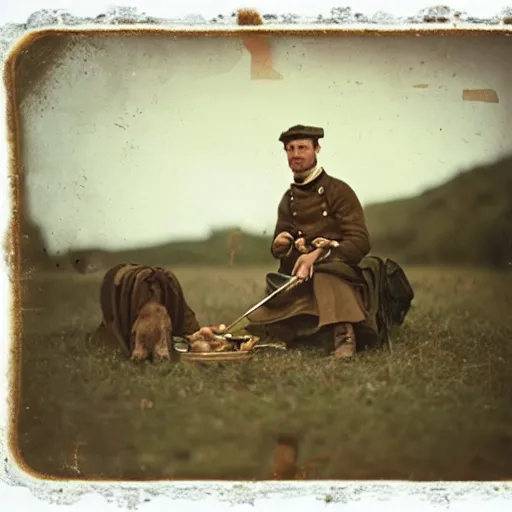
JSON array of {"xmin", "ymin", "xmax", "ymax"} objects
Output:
[
  {"xmin": 178, "ymin": 350, "xmax": 253, "ymax": 363},
  {"xmin": 171, "ymin": 328, "xmax": 287, "ymax": 363},
  {"xmin": 171, "ymin": 332, "xmax": 257, "ymax": 363}
]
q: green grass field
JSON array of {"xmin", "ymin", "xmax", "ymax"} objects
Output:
[{"xmin": 13, "ymin": 263, "xmax": 512, "ymax": 481}]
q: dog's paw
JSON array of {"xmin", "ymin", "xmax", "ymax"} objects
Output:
[
  {"xmin": 131, "ymin": 349, "xmax": 147, "ymax": 362},
  {"xmin": 154, "ymin": 352, "xmax": 171, "ymax": 363}
]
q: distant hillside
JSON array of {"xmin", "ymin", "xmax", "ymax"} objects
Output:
[
  {"xmin": 32, "ymin": 154, "xmax": 512, "ymax": 272},
  {"xmin": 364, "ymin": 154, "xmax": 512, "ymax": 268},
  {"xmin": 54, "ymin": 228, "xmax": 276, "ymax": 273}
]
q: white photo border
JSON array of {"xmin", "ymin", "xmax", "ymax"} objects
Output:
[{"xmin": 1, "ymin": 4, "xmax": 512, "ymax": 510}]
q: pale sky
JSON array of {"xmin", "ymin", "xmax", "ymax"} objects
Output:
[{"xmin": 16, "ymin": 31, "xmax": 512, "ymax": 255}]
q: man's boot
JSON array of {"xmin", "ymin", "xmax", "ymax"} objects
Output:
[{"xmin": 333, "ymin": 322, "xmax": 356, "ymax": 359}]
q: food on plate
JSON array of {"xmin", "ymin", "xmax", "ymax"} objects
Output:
[{"xmin": 185, "ymin": 324, "xmax": 259, "ymax": 353}]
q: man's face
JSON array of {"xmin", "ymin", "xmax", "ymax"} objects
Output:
[{"xmin": 284, "ymin": 138, "xmax": 320, "ymax": 173}]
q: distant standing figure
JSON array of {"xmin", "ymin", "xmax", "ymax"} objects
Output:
[
  {"xmin": 228, "ymin": 229, "xmax": 243, "ymax": 266},
  {"xmin": 244, "ymin": 124, "xmax": 373, "ymax": 359}
]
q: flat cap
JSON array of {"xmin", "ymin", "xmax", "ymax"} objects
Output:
[{"xmin": 278, "ymin": 124, "xmax": 324, "ymax": 144}]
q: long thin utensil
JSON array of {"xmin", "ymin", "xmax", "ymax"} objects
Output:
[
  {"xmin": 172, "ymin": 275, "xmax": 301, "ymax": 354},
  {"xmin": 224, "ymin": 274, "xmax": 301, "ymax": 333},
  {"xmin": 225, "ymin": 245, "xmax": 332, "ymax": 334}
]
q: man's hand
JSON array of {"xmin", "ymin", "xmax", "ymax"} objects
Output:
[
  {"xmin": 272, "ymin": 231, "xmax": 294, "ymax": 257},
  {"xmin": 292, "ymin": 247, "xmax": 324, "ymax": 281}
]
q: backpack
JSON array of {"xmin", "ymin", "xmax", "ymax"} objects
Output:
[{"xmin": 359, "ymin": 255, "xmax": 415, "ymax": 349}]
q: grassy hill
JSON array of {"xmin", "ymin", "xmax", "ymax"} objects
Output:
[
  {"xmin": 57, "ymin": 228, "xmax": 276, "ymax": 272},
  {"xmin": 23, "ymin": 153, "xmax": 512, "ymax": 272},
  {"xmin": 364, "ymin": 154, "xmax": 512, "ymax": 268}
]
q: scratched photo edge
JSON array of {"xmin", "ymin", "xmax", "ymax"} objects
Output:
[
  {"xmin": 4, "ymin": 32, "xmax": 27, "ymax": 482},
  {"xmin": 3, "ymin": 14, "xmax": 512, "ymax": 487}
]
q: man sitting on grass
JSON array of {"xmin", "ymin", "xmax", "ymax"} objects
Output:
[{"xmin": 244, "ymin": 124, "xmax": 377, "ymax": 359}]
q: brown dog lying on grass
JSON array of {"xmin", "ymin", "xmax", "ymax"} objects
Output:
[
  {"xmin": 97, "ymin": 263, "xmax": 201, "ymax": 363},
  {"xmin": 130, "ymin": 299, "xmax": 172, "ymax": 362}
]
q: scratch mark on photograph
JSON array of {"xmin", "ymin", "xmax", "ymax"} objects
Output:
[
  {"xmin": 462, "ymin": 88, "xmax": 500, "ymax": 103},
  {"xmin": 237, "ymin": 8, "xmax": 283, "ymax": 80}
]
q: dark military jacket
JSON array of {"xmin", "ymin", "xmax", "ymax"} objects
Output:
[{"xmin": 271, "ymin": 168, "xmax": 371, "ymax": 274}]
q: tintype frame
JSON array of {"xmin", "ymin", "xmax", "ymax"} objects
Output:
[{"xmin": 1, "ymin": 5, "xmax": 512, "ymax": 509}]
